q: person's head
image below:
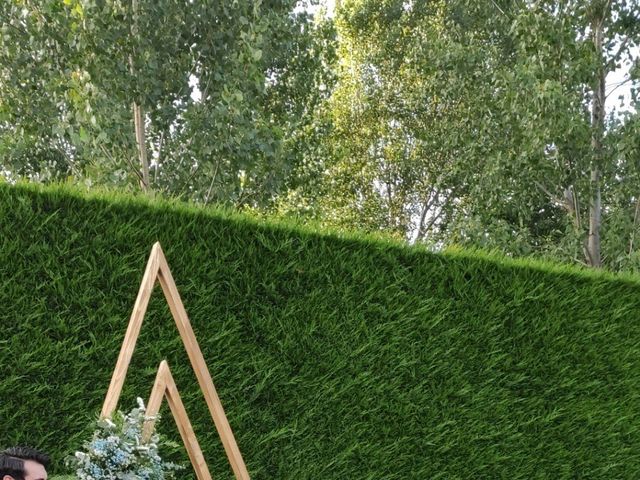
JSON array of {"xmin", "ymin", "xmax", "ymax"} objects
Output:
[{"xmin": 0, "ymin": 447, "xmax": 49, "ymax": 480}]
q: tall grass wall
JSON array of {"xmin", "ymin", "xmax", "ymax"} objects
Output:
[{"xmin": 1, "ymin": 184, "xmax": 639, "ymax": 479}]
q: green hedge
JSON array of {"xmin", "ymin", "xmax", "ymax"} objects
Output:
[{"xmin": 1, "ymin": 183, "xmax": 640, "ymax": 479}]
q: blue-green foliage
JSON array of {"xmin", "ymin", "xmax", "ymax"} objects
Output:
[
  {"xmin": 1, "ymin": 184, "xmax": 640, "ymax": 479},
  {"xmin": 71, "ymin": 399, "xmax": 182, "ymax": 480}
]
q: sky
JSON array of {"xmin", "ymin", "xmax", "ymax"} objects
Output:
[
  {"xmin": 606, "ymin": 46, "xmax": 638, "ymax": 116},
  {"xmin": 301, "ymin": 0, "xmax": 335, "ymax": 17}
]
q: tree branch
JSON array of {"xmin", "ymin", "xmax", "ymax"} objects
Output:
[
  {"xmin": 490, "ymin": 0, "xmax": 506, "ymax": 16},
  {"xmin": 203, "ymin": 160, "xmax": 221, "ymax": 205},
  {"xmin": 534, "ymin": 180, "xmax": 564, "ymax": 206},
  {"xmin": 100, "ymin": 144, "xmax": 144, "ymax": 184},
  {"xmin": 605, "ymin": 76, "xmax": 634, "ymax": 99},
  {"xmin": 415, "ymin": 187, "xmax": 437, "ymax": 241},
  {"xmin": 424, "ymin": 207, "xmax": 444, "ymax": 236}
]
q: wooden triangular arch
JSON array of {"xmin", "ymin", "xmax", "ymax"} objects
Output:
[{"xmin": 100, "ymin": 242, "xmax": 249, "ymax": 480}]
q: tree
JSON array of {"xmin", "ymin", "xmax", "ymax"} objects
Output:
[
  {"xmin": 0, "ymin": 0, "xmax": 86, "ymax": 182},
  {"xmin": 0, "ymin": 0, "xmax": 332, "ymax": 208},
  {"xmin": 284, "ymin": 0, "xmax": 640, "ymax": 269},
  {"xmin": 279, "ymin": 0, "xmax": 526, "ymax": 241},
  {"xmin": 496, "ymin": 0, "xmax": 640, "ymax": 268}
]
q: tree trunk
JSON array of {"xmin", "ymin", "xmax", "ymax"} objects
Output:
[
  {"xmin": 629, "ymin": 196, "xmax": 640, "ymax": 254},
  {"xmin": 133, "ymin": 101, "xmax": 150, "ymax": 190},
  {"xmin": 586, "ymin": 8, "xmax": 607, "ymax": 268},
  {"xmin": 587, "ymin": 168, "xmax": 601, "ymax": 267},
  {"xmin": 130, "ymin": 0, "xmax": 149, "ymax": 191}
]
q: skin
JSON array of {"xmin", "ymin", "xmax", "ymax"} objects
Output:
[{"xmin": 2, "ymin": 460, "xmax": 47, "ymax": 480}]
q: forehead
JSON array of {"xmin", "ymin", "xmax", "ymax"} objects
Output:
[{"xmin": 23, "ymin": 460, "xmax": 47, "ymax": 480}]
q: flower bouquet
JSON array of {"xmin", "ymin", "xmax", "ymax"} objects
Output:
[{"xmin": 69, "ymin": 398, "xmax": 183, "ymax": 480}]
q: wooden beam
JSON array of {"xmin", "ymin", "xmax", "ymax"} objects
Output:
[
  {"xmin": 101, "ymin": 243, "xmax": 161, "ymax": 419},
  {"xmin": 157, "ymin": 249, "xmax": 249, "ymax": 480},
  {"xmin": 141, "ymin": 359, "xmax": 168, "ymax": 443}
]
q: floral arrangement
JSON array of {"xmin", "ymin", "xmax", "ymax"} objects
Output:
[{"xmin": 69, "ymin": 398, "xmax": 183, "ymax": 480}]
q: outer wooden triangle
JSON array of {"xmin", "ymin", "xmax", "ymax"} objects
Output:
[{"xmin": 100, "ymin": 242, "xmax": 250, "ymax": 480}]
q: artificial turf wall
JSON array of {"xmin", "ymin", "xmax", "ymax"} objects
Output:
[{"xmin": 1, "ymin": 183, "xmax": 640, "ymax": 479}]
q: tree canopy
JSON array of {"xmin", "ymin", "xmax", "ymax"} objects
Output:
[
  {"xmin": 2, "ymin": 0, "xmax": 640, "ymax": 270},
  {"xmin": 278, "ymin": 0, "xmax": 640, "ymax": 270}
]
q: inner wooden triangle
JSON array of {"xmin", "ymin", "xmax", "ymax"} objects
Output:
[
  {"xmin": 142, "ymin": 360, "xmax": 212, "ymax": 480},
  {"xmin": 100, "ymin": 242, "xmax": 249, "ymax": 480}
]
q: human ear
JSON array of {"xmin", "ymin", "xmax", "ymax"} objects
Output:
[{"xmin": 3, "ymin": 475, "xmax": 15, "ymax": 480}]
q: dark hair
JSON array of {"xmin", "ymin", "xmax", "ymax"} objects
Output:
[{"xmin": 0, "ymin": 447, "xmax": 49, "ymax": 480}]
